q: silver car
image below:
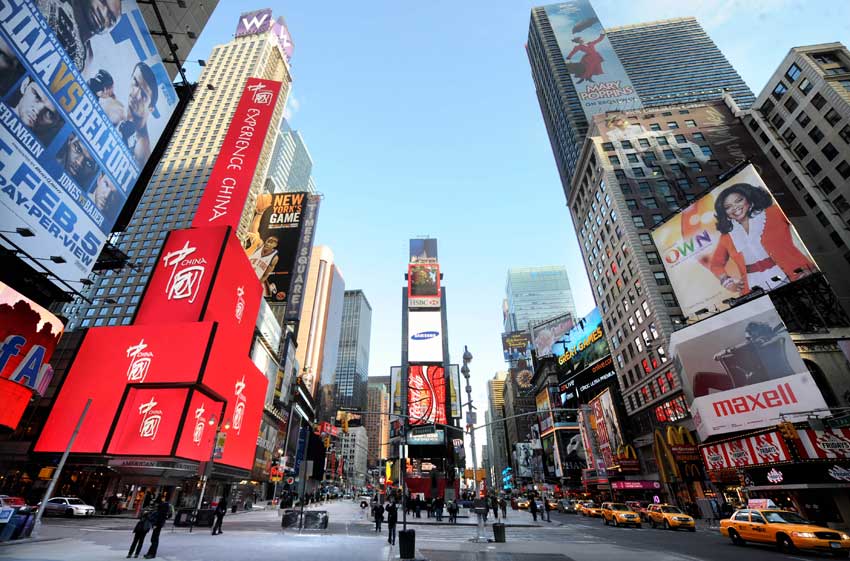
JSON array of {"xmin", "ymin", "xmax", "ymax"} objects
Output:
[{"xmin": 43, "ymin": 497, "xmax": 95, "ymax": 517}]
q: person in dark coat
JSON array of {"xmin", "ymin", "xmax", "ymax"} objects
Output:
[
  {"xmin": 499, "ymin": 497, "xmax": 507, "ymax": 519},
  {"xmin": 491, "ymin": 495, "xmax": 499, "ymax": 520},
  {"xmin": 373, "ymin": 503, "xmax": 384, "ymax": 532},
  {"xmin": 544, "ymin": 496, "xmax": 552, "ymax": 522},
  {"xmin": 435, "ymin": 497, "xmax": 444, "ymax": 521},
  {"xmin": 211, "ymin": 497, "xmax": 227, "ymax": 535},
  {"xmin": 385, "ymin": 501, "xmax": 398, "ymax": 545},
  {"xmin": 127, "ymin": 509, "xmax": 153, "ymax": 558},
  {"xmin": 143, "ymin": 498, "xmax": 170, "ymax": 558},
  {"xmin": 529, "ymin": 496, "xmax": 539, "ymax": 522}
]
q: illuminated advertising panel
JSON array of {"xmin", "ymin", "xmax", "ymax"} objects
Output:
[
  {"xmin": 651, "ymin": 165, "xmax": 818, "ymax": 320},
  {"xmin": 407, "ymin": 365, "xmax": 446, "ymax": 426},
  {"xmin": 449, "ymin": 364, "xmax": 461, "ymax": 419},
  {"xmin": 588, "ymin": 387, "xmax": 623, "ymax": 470},
  {"xmin": 408, "ymin": 264, "xmax": 440, "ymax": 308},
  {"xmin": 542, "ymin": 1, "xmax": 642, "ymax": 118},
  {"xmin": 556, "ymin": 308, "xmax": 608, "ymax": 376},
  {"xmin": 244, "ymin": 191, "xmax": 308, "ymax": 301},
  {"xmin": 700, "ymin": 431, "xmax": 791, "ymax": 471},
  {"xmin": 501, "ymin": 331, "xmax": 530, "ymax": 361},
  {"xmin": 192, "ymin": 78, "xmax": 282, "ymax": 229},
  {"xmin": 536, "ymin": 388, "xmax": 554, "ymax": 435},
  {"xmin": 515, "ymin": 442, "xmax": 533, "ymax": 478},
  {"xmin": 670, "ymin": 296, "xmax": 827, "ymax": 439},
  {"xmin": 530, "ymin": 313, "xmax": 573, "ymax": 358},
  {"xmin": 0, "ymin": 0, "xmax": 178, "ymax": 287},
  {"xmin": 34, "ymin": 322, "xmax": 215, "ymax": 453},
  {"xmin": 107, "ymin": 387, "xmax": 189, "ymax": 456},
  {"xmin": 134, "ymin": 226, "xmax": 229, "ymax": 325},
  {"xmin": 409, "ymin": 239, "xmax": 438, "ymax": 264},
  {"xmin": 283, "ymin": 194, "xmax": 320, "ymax": 321},
  {"xmin": 407, "ymin": 311, "xmax": 443, "ymax": 363},
  {"xmin": 271, "ymin": 17, "xmax": 295, "ymax": 63},
  {"xmin": 174, "ymin": 390, "xmax": 225, "ymax": 462},
  {"xmin": 201, "ymin": 323, "xmax": 268, "ymax": 470},
  {"xmin": 558, "ymin": 356, "xmax": 617, "ymax": 426},
  {"xmin": 202, "ymin": 232, "xmax": 263, "ymax": 345},
  {"xmin": 0, "ymin": 281, "xmax": 63, "ymax": 395}
]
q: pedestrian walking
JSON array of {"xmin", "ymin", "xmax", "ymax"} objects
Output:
[
  {"xmin": 499, "ymin": 497, "xmax": 507, "ymax": 519},
  {"xmin": 386, "ymin": 501, "xmax": 398, "ymax": 545},
  {"xmin": 446, "ymin": 500, "xmax": 455, "ymax": 524},
  {"xmin": 414, "ymin": 497, "xmax": 421, "ymax": 518},
  {"xmin": 211, "ymin": 497, "xmax": 227, "ymax": 535},
  {"xmin": 127, "ymin": 509, "xmax": 153, "ymax": 558},
  {"xmin": 143, "ymin": 497, "xmax": 170, "ymax": 558},
  {"xmin": 373, "ymin": 503, "xmax": 384, "ymax": 533},
  {"xmin": 435, "ymin": 497, "xmax": 444, "ymax": 521},
  {"xmin": 544, "ymin": 496, "xmax": 552, "ymax": 523},
  {"xmin": 490, "ymin": 495, "xmax": 499, "ymax": 520},
  {"xmin": 529, "ymin": 496, "xmax": 539, "ymax": 522}
]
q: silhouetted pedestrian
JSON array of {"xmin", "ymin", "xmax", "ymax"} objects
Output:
[
  {"xmin": 143, "ymin": 498, "xmax": 170, "ymax": 558},
  {"xmin": 373, "ymin": 503, "xmax": 384, "ymax": 532},
  {"xmin": 529, "ymin": 497, "xmax": 539, "ymax": 522},
  {"xmin": 127, "ymin": 510, "xmax": 152, "ymax": 558},
  {"xmin": 386, "ymin": 502, "xmax": 397, "ymax": 545},
  {"xmin": 211, "ymin": 497, "xmax": 227, "ymax": 535}
]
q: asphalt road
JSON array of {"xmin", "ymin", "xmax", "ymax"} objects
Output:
[{"xmin": 0, "ymin": 502, "xmax": 843, "ymax": 561}]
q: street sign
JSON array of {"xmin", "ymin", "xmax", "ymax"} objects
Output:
[
  {"xmin": 213, "ymin": 432, "xmax": 226, "ymax": 460},
  {"xmin": 285, "ymin": 476, "xmax": 295, "ymax": 485},
  {"xmin": 466, "ymin": 411, "xmax": 477, "ymax": 425}
]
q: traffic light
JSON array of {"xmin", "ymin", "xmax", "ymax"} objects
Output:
[{"xmin": 779, "ymin": 421, "xmax": 798, "ymax": 440}]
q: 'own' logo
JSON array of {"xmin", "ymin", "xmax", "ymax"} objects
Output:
[
  {"xmin": 162, "ymin": 241, "xmax": 207, "ymax": 303},
  {"xmin": 138, "ymin": 397, "xmax": 162, "ymax": 440},
  {"xmin": 126, "ymin": 339, "xmax": 153, "ymax": 382}
]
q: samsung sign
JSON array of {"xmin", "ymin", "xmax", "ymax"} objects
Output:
[{"xmin": 408, "ymin": 311, "xmax": 442, "ymax": 363}]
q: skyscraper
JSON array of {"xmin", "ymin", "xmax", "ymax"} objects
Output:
[
  {"xmin": 333, "ymin": 290, "xmax": 373, "ymax": 412},
  {"xmin": 266, "ymin": 120, "xmax": 317, "ymax": 193},
  {"xmin": 503, "ymin": 266, "xmax": 575, "ymax": 333},
  {"xmin": 742, "ymin": 42, "xmax": 850, "ymax": 313},
  {"xmin": 527, "ymin": 4, "xmax": 754, "ymax": 193},
  {"xmin": 61, "ymin": 14, "xmax": 293, "ymax": 330},
  {"xmin": 485, "ymin": 372, "xmax": 509, "ymax": 489},
  {"xmin": 366, "ymin": 381, "xmax": 390, "ymax": 468},
  {"xmin": 297, "ymin": 246, "xmax": 346, "ymax": 415}
]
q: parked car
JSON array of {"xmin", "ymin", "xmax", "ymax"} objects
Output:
[
  {"xmin": 0, "ymin": 495, "xmax": 28, "ymax": 510},
  {"xmin": 720, "ymin": 509, "xmax": 850, "ymax": 556},
  {"xmin": 647, "ymin": 504, "xmax": 696, "ymax": 531},
  {"xmin": 43, "ymin": 497, "xmax": 95, "ymax": 517}
]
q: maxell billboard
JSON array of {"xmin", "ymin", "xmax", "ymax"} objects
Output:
[
  {"xmin": 542, "ymin": 1, "xmax": 642, "ymax": 118},
  {"xmin": 192, "ymin": 78, "xmax": 282, "ymax": 229},
  {"xmin": 0, "ymin": 0, "xmax": 178, "ymax": 288},
  {"xmin": 669, "ymin": 296, "xmax": 828, "ymax": 439},
  {"xmin": 651, "ymin": 164, "xmax": 818, "ymax": 320}
]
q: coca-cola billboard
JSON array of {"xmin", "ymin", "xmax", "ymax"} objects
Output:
[{"xmin": 407, "ymin": 365, "xmax": 446, "ymax": 426}]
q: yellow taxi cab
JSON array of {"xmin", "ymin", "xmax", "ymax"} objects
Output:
[
  {"xmin": 720, "ymin": 509, "xmax": 850, "ymax": 556},
  {"xmin": 581, "ymin": 502, "xmax": 602, "ymax": 518},
  {"xmin": 646, "ymin": 504, "xmax": 696, "ymax": 531},
  {"xmin": 601, "ymin": 502, "xmax": 642, "ymax": 528},
  {"xmin": 516, "ymin": 497, "xmax": 530, "ymax": 510}
]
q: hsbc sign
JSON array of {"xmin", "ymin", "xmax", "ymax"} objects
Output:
[{"xmin": 692, "ymin": 373, "xmax": 828, "ymax": 440}]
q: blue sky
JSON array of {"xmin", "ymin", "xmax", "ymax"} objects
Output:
[{"xmin": 186, "ymin": 1, "xmax": 850, "ymax": 453}]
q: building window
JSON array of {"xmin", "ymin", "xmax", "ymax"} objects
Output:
[
  {"xmin": 782, "ymin": 128, "xmax": 797, "ymax": 143},
  {"xmin": 840, "ymin": 125, "xmax": 850, "ymax": 144},
  {"xmin": 769, "ymin": 146, "xmax": 781, "ymax": 158},
  {"xmin": 805, "ymin": 159, "xmax": 822, "ymax": 177},
  {"xmin": 772, "ymin": 82, "xmax": 789, "ymax": 99},
  {"xmin": 798, "ymin": 77, "xmax": 813, "ymax": 94},
  {"xmin": 811, "ymin": 92, "xmax": 827, "ymax": 110},
  {"xmin": 783, "ymin": 96, "xmax": 799, "ymax": 113},
  {"xmin": 822, "ymin": 143, "xmax": 839, "ymax": 161},
  {"xmin": 609, "ymin": 155, "xmax": 620, "ymax": 165},
  {"xmin": 785, "ymin": 63, "xmax": 802, "ymax": 82},
  {"xmin": 646, "ymin": 251, "xmax": 661, "ymax": 265},
  {"xmin": 649, "ymin": 123, "xmax": 661, "ymax": 131},
  {"xmin": 639, "ymin": 233, "xmax": 653, "ymax": 246},
  {"xmin": 627, "ymin": 153, "xmax": 639, "ymax": 163},
  {"xmin": 626, "ymin": 199, "xmax": 638, "ymax": 210},
  {"xmin": 632, "ymin": 167, "xmax": 646, "ymax": 177},
  {"xmin": 770, "ymin": 113, "xmax": 785, "ymax": 129},
  {"xmin": 820, "ymin": 177, "xmax": 836, "ymax": 194},
  {"xmin": 692, "ymin": 132, "xmax": 705, "ymax": 141},
  {"xmin": 684, "ymin": 119, "xmax": 696, "ymax": 128},
  {"xmin": 824, "ymin": 108, "xmax": 842, "ymax": 127},
  {"xmin": 638, "ymin": 138, "xmax": 651, "ymax": 148},
  {"xmin": 696, "ymin": 176, "xmax": 711, "ymax": 189},
  {"xmin": 809, "ymin": 126, "xmax": 824, "ymax": 143},
  {"xmin": 653, "ymin": 271, "xmax": 669, "ymax": 286},
  {"xmin": 642, "ymin": 197, "xmax": 658, "ymax": 209},
  {"xmin": 834, "ymin": 195, "xmax": 850, "ymax": 214},
  {"xmin": 633, "ymin": 215, "xmax": 645, "ymax": 228},
  {"xmin": 837, "ymin": 160, "xmax": 850, "ymax": 179},
  {"xmin": 663, "ymin": 149, "xmax": 675, "ymax": 159},
  {"xmin": 796, "ymin": 111, "xmax": 811, "ymax": 127},
  {"xmin": 667, "ymin": 121, "xmax": 679, "ymax": 129},
  {"xmin": 661, "ymin": 292, "xmax": 678, "ymax": 307},
  {"xmin": 602, "ymin": 142, "xmax": 615, "ymax": 151},
  {"xmin": 657, "ymin": 136, "xmax": 668, "ymax": 145},
  {"xmin": 794, "ymin": 143, "xmax": 809, "ymax": 159}
]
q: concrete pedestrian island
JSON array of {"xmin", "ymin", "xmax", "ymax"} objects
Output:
[{"xmin": 281, "ymin": 509, "xmax": 329, "ymax": 529}]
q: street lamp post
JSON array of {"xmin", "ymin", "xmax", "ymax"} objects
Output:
[
  {"xmin": 461, "ymin": 346, "xmax": 480, "ymax": 496},
  {"xmin": 190, "ymin": 415, "xmax": 229, "ymax": 533}
]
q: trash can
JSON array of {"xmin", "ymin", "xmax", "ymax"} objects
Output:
[
  {"xmin": 493, "ymin": 522, "xmax": 506, "ymax": 543},
  {"xmin": 399, "ymin": 529, "xmax": 416, "ymax": 560}
]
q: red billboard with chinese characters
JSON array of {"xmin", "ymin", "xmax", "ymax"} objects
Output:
[
  {"xmin": 134, "ymin": 227, "xmax": 230, "ymax": 325},
  {"xmin": 407, "ymin": 365, "xmax": 446, "ymax": 426},
  {"xmin": 192, "ymin": 78, "xmax": 283, "ymax": 229},
  {"xmin": 174, "ymin": 390, "xmax": 225, "ymax": 462},
  {"xmin": 202, "ymin": 232, "xmax": 263, "ymax": 346},
  {"xmin": 34, "ymin": 322, "xmax": 215, "ymax": 454},
  {"xmin": 107, "ymin": 388, "xmax": 190, "ymax": 456}
]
